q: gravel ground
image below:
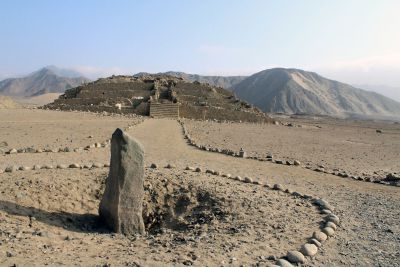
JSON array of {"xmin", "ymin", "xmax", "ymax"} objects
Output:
[
  {"xmin": 183, "ymin": 118, "xmax": 400, "ymax": 179},
  {"xmin": 0, "ymin": 110, "xmax": 399, "ymax": 266}
]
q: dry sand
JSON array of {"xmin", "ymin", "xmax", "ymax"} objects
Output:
[
  {"xmin": 183, "ymin": 117, "xmax": 400, "ymax": 179},
  {"xmin": 0, "ymin": 109, "xmax": 399, "ymax": 266}
]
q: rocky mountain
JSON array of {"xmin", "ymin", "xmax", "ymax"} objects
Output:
[
  {"xmin": 0, "ymin": 66, "xmax": 90, "ymax": 97},
  {"xmin": 354, "ymin": 84, "xmax": 400, "ymax": 103},
  {"xmin": 232, "ymin": 68, "xmax": 400, "ymax": 118},
  {"xmin": 135, "ymin": 71, "xmax": 246, "ymax": 89}
]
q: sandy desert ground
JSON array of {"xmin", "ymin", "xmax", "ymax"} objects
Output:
[
  {"xmin": 184, "ymin": 116, "xmax": 400, "ymax": 181},
  {"xmin": 0, "ymin": 109, "xmax": 399, "ymax": 267}
]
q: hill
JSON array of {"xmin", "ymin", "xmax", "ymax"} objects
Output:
[
  {"xmin": 46, "ymin": 74, "xmax": 272, "ymax": 122},
  {"xmin": 232, "ymin": 68, "xmax": 400, "ymax": 119},
  {"xmin": 0, "ymin": 66, "xmax": 90, "ymax": 97},
  {"xmin": 135, "ymin": 71, "xmax": 246, "ymax": 89}
]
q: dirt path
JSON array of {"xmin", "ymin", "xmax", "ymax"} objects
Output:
[{"xmin": 129, "ymin": 119, "xmax": 400, "ymax": 267}]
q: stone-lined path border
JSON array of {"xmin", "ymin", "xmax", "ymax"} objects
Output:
[
  {"xmin": 0, "ymin": 162, "xmax": 110, "ymax": 173},
  {"xmin": 0, "ymin": 157, "xmax": 340, "ymax": 266},
  {"xmin": 178, "ymin": 120, "xmax": 399, "ymax": 187},
  {"xmin": 151, "ymin": 163, "xmax": 341, "ymax": 267},
  {"xmin": 2, "ymin": 119, "xmax": 144, "ymax": 156}
]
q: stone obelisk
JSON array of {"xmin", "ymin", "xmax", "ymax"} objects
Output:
[{"xmin": 99, "ymin": 128, "xmax": 145, "ymax": 235}]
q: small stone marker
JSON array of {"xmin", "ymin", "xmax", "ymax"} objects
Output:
[
  {"xmin": 99, "ymin": 128, "xmax": 145, "ymax": 235},
  {"xmin": 239, "ymin": 148, "xmax": 247, "ymax": 158}
]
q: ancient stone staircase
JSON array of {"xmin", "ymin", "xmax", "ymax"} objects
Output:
[{"xmin": 150, "ymin": 102, "xmax": 179, "ymax": 118}]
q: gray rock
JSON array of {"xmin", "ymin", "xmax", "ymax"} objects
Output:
[
  {"xmin": 83, "ymin": 164, "xmax": 92, "ymax": 169},
  {"xmin": 276, "ymin": 259, "xmax": 293, "ymax": 267},
  {"xmin": 99, "ymin": 128, "xmax": 145, "ymax": 235},
  {"xmin": 33, "ymin": 165, "xmax": 41, "ymax": 170},
  {"xmin": 321, "ymin": 209, "xmax": 332, "ymax": 214},
  {"xmin": 292, "ymin": 191, "xmax": 303, "ymax": 197},
  {"xmin": 234, "ymin": 176, "xmax": 243, "ymax": 181},
  {"xmin": 322, "ymin": 227, "xmax": 335, "ymax": 237},
  {"xmin": 195, "ymin": 167, "xmax": 202, "ymax": 172},
  {"xmin": 185, "ymin": 166, "xmax": 194, "ymax": 171},
  {"xmin": 150, "ymin": 163, "xmax": 158, "ymax": 169},
  {"xmin": 314, "ymin": 198, "xmax": 334, "ymax": 211},
  {"xmin": 5, "ymin": 166, "xmax": 17, "ymax": 172},
  {"xmin": 326, "ymin": 214, "xmax": 340, "ymax": 225},
  {"xmin": 244, "ymin": 177, "xmax": 253, "ymax": 183},
  {"xmin": 326, "ymin": 221, "xmax": 337, "ymax": 230},
  {"xmin": 386, "ymin": 173, "xmax": 400, "ymax": 181},
  {"xmin": 92, "ymin": 162, "xmax": 104, "ymax": 168},
  {"xmin": 312, "ymin": 231, "xmax": 328, "ymax": 242},
  {"xmin": 25, "ymin": 147, "xmax": 36, "ymax": 153},
  {"xmin": 287, "ymin": 251, "xmax": 305, "ymax": 264},
  {"xmin": 165, "ymin": 163, "xmax": 175, "ymax": 169},
  {"xmin": 8, "ymin": 148, "xmax": 18, "ymax": 154},
  {"xmin": 294, "ymin": 160, "xmax": 301, "ymax": 166},
  {"xmin": 57, "ymin": 164, "xmax": 68, "ymax": 169},
  {"xmin": 69, "ymin": 163, "xmax": 80, "ymax": 169},
  {"xmin": 314, "ymin": 198, "xmax": 329, "ymax": 207},
  {"xmin": 19, "ymin": 166, "xmax": 31, "ymax": 171},
  {"xmin": 309, "ymin": 238, "xmax": 322, "ymax": 248},
  {"xmin": 239, "ymin": 148, "xmax": 247, "ymax": 158},
  {"xmin": 273, "ymin": 184, "xmax": 283, "ymax": 190},
  {"xmin": 300, "ymin": 243, "xmax": 318, "ymax": 256}
]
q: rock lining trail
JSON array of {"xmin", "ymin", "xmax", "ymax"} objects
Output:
[
  {"xmin": 128, "ymin": 119, "xmax": 400, "ymax": 266},
  {"xmin": 0, "ymin": 111, "xmax": 399, "ymax": 266}
]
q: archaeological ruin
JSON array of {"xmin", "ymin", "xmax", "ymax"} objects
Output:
[{"xmin": 45, "ymin": 75, "xmax": 273, "ymax": 123}]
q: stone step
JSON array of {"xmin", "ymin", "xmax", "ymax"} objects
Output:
[{"xmin": 150, "ymin": 102, "xmax": 179, "ymax": 118}]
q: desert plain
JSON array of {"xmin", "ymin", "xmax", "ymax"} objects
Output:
[{"xmin": 0, "ymin": 108, "xmax": 399, "ymax": 267}]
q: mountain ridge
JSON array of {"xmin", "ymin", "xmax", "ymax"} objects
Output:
[
  {"xmin": 0, "ymin": 66, "xmax": 90, "ymax": 97},
  {"xmin": 232, "ymin": 68, "xmax": 400, "ymax": 119}
]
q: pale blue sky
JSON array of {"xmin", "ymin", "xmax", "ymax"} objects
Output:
[{"xmin": 1, "ymin": 0, "xmax": 400, "ymax": 96}]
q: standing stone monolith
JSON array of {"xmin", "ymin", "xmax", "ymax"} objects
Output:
[{"xmin": 99, "ymin": 128, "xmax": 145, "ymax": 235}]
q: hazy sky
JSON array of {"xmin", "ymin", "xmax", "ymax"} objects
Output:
[{"xmin": 1, "ymin": 0, "xmax": 400, "ymax": 98}]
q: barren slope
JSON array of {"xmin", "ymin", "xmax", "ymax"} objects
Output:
[{"xmin": 233, "ymin": 68, "xmax": 400, "ymax": 118}]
